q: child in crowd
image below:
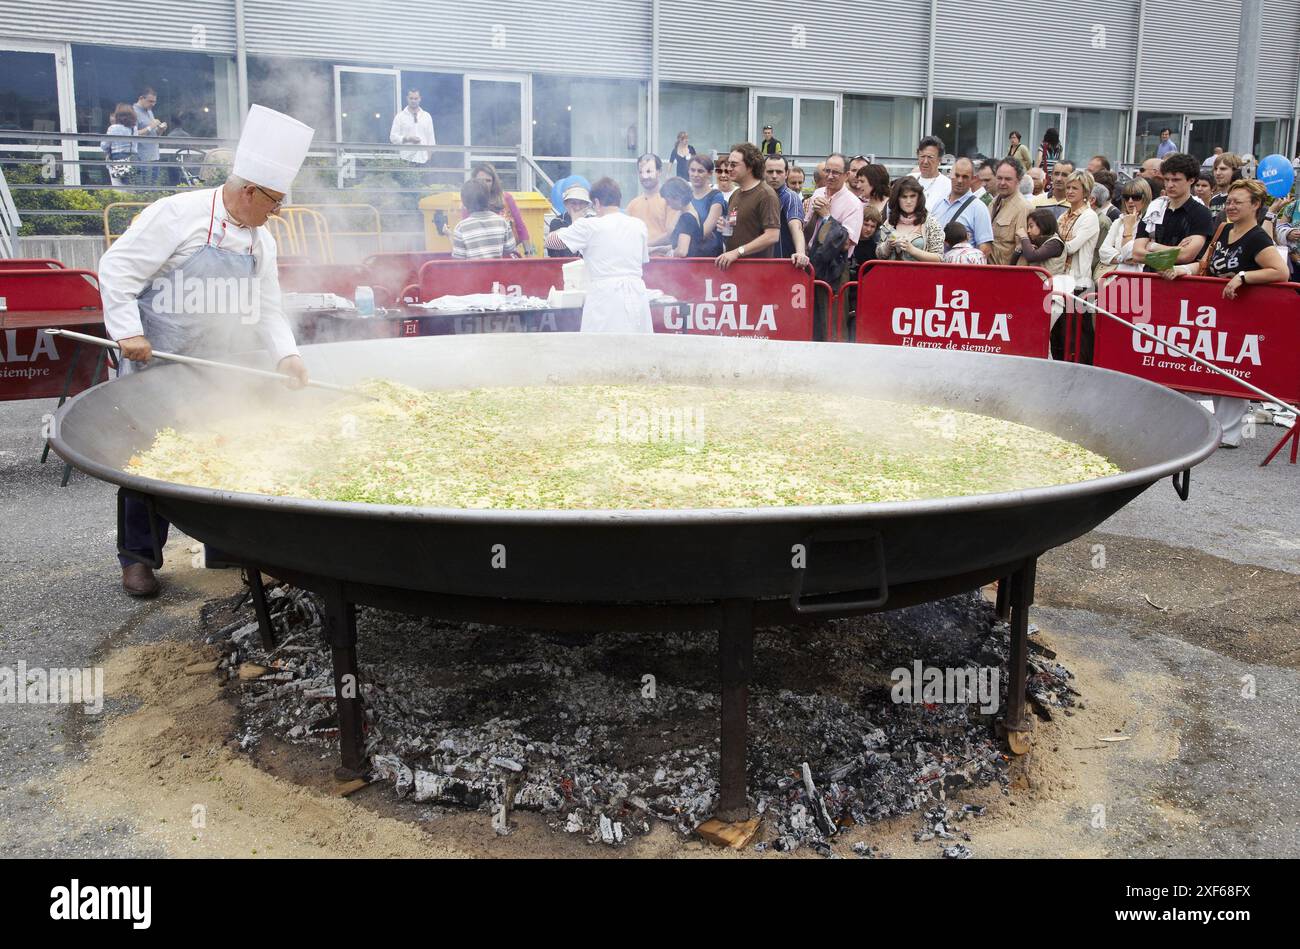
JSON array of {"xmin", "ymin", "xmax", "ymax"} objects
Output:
[
  {"xmin": 1014, "ymin": 209, "xmax": 1067, "ymax": 275},
  {"xmin": 452, "ymin": 179, "xmax": 519, "ymax": 260},
  {"xmin": 942, "ymin": 221, "xmax": 986, "ymax": 265}
]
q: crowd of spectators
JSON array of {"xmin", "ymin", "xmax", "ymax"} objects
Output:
[
  {"xmin": 526, "ymin": 125, "xmax": 1300, "ymax": 292},
  {"xmin": 385, "ymin": 111, "xmax": 1300, "ymax": 335}
]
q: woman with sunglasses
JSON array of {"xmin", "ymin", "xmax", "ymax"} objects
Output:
[
  {"xmin": 1096, "ymin": 177, "xmax": 1152, "ymax": 276},
  {"xmin": 1160, "ymin": 178, "xmax": 1290, "ymax": 448}
]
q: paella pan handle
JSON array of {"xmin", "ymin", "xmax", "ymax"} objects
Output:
[
  {"xmin": 1171, "ymin": 468, "xmax": 1191, "ymax": 501},
  {"xmin": 790, "ymin": 527, "xmax": 889, "ymax": 614}
]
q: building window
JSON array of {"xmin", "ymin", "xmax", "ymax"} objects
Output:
[
  {"xmin": 1066, "ymin": 108, "xmax": 1127, "ymax": 167},
  {"xmin": 533, "ymin": 74, "xmax": 645, "ymax": 194},
  {"xmin": 0, "ymin": 49, "xmax": 61, "ymax": 133},
  {"xmin": 751, "ymin": 91, "xmax": 838, "ymax": 156},
  {"xmin": 659, "ymin": 83, "xmax": 746, "ymax": 163},
  {"xmin": 400, "ymin": 71, "xmax": 462, "ymax": 147},
  {"xmin": 932, "ymin": 99, "xmax": 998, "ymax": 162},
  {"xmin": 72, "ymin": 44, "xmax": 223, "ymax": 139},
  {"xmin": 1135, "ymin": 112, "xmax": 1182, "ymax": 161},
  {"xmin": 843, "ymin": 95, "xmax": 921, "ymax": 161},
  {"xmin": 336, "ymin": 67, "xmax": 399, "ymax": 144},
  {"xmin": 248, "ymin": 57, "xmax": 336, "ymax": 143},
  {"xmin": 1186, "ymin": 117, "xmax": 1230, "ymax": 160},
  {"xmin": 1253, "ymin": 119, "xmax": 1282, "ymax": 158},
  {"xmin": 534, "ymin": 75, "xmax": 644, "ymax": 159}
]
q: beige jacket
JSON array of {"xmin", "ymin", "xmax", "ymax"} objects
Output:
[{"xmin": 988, "ymin": 192, "xmax": 1031, "ymax": 266}]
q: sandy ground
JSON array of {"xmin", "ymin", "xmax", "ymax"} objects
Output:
[{"xmin": 3, "ymin": 394, "xmax": 1298, "ymax": 858}]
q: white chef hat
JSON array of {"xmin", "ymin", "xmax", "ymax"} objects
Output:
[{"xmin": 232, "ymin": 105, "xmax": 315, "ymax": 193}]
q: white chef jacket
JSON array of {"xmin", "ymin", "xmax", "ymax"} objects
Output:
[
  {"xmin": 98, "ymin": 187, "xmax": 299, "ymax": 365},
  {"xmin": 549, "ymin": 212, "xmax": 653, "ymax": 334},
  {"xmin": 389, "ymin": 107, "xmax": 436, "ymax": 163}
]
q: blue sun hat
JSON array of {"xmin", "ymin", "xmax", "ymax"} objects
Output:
[{"xmin": 549, "ymin": 175, "xmax": 591, "ymax": 214}]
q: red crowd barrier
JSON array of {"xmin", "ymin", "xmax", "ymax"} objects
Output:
[
  {"xmin": 644, "ymin": 258, "xmax": 814, "ymax": 340},
  {"xmin": 416, "ymin": 257, "xmax": 815, "ymax": 340},
  {"xmin": 418, "ymin": 257, "xmax": 564, "ymax": 301},
  {"xmin": 1093, "ymin": 272, "xmax": 1300, "ymax": 404},
  {"xmin": 0, "ymin": 258, "xmax": 65, "ymax": 271},
  {"xmin": 364, "ymin": 251, "xmax": 451, "ymax": 304},
  {"xmin": 0, "ymin": 268, "xmax": 101, "ymax": 310},
  {"xmin": 847, "ymin": 260, "xmax": 1053, "ymax": 357},
  {"xmin": 277, "ymin": 262, "xmax": 394, "ymax": 308},
  {"xmin": 0, "ymin": 269, "xmax": 109, "ymax": 402}
]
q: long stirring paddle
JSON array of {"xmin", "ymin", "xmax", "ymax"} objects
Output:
[{"xmin": 43, "ymin": 328, "xmax": 378, "ymax": 401}]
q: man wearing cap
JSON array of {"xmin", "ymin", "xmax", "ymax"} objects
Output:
[
  {"xmin": 547, "ymin": 184, "xmax": 596, "ymax": 258},
  {"xmin": 98, "ymin": 104, "xmax": 314, "ymax": 597},
  {"xmin": 759, "ymin": 125, "xmax": 783, "ymax": 156}
]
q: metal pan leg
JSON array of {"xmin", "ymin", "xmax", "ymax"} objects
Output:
[
  {"xmin": 323, "ymin": 583, "xmax": 366, "ymax": 780},
  {"xmin": 247, "ymin": 569, "xmax": 277, "ymax": 650},
  {"xmin": 717, "ymin": 597, "xmax": 755, "ymax": 821},
  {"xmin": 1003, "ymin": 558, "xmax": 1038, "ymax": 754}
]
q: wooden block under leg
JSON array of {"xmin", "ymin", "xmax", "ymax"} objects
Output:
[{"xmin": 696, "ymin": 817, "xmax": 762, "ymax": 850}]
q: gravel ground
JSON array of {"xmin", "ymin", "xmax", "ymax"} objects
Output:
[{"xmin": 1, "ymin": 392, "xmax": 1296, "ymax": 858}]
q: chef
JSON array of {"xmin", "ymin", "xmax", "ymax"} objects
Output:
[
  {"xmin": 99, "ymin": 104, "xmax": 314, "ymax": 597},
  {"xmin": 542, "ymin": 176, "xmax": 653, "ymax": 333}
]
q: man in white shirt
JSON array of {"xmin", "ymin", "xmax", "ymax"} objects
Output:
[
  {"xmin": 389, "ymin": 90, "xmax": 436, "ymax": 164},
  {"xmin": 98, "ymin": 104, "xmax": 313, "ymax": 596},
  {"xmin": 909, "ymin": 135, "xmax": 951, "ymax": 212}
]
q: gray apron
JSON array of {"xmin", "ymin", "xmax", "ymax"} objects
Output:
[{"xmin": 120, "ymin": 190, "xmax": 260, "ymax": 375}]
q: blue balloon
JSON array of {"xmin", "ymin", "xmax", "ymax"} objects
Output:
[
  {"xmin": 1257, "ymin": 154, "xmax": 1295, "ymax": 199},
  {"xmin": 549, "ymin": 175, "xmax": 591, "ymax": 214}
]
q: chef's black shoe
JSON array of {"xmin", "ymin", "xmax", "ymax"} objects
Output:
[{"xmin": 122, "ymin": 563, "xmax": 160, "ymax": 597}]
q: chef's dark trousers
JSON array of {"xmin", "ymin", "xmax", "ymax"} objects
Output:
[{"xmin": 118, "ymin": 495, "xmax": 170, "ymax": 568}]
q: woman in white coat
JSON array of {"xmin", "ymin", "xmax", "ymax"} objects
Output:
[
  {"xmin": 1096, "ymin": 177, "xmax": 1152, "ymax": 281},
  {"xmin": 544, "ymin": 177, "xmax": 653, "ymax": 333}
]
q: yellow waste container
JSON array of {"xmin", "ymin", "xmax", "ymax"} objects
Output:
[
  {"xmin": 418, "ymin": 190, "xmax": 463, "ymax": 255},
  {"xmin": 419, "ymin": 190, "xmax": 554, "ymax": 258}
]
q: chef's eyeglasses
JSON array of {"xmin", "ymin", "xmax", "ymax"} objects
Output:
[{"xmin": 254, "ymin": 185, "xmax": 285, "ymax": 209}]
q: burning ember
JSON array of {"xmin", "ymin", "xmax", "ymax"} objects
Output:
[{"xmin": 205, "ymin": 581, "xmax": 1078, "ymax": 855}]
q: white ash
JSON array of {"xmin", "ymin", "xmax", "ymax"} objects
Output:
[{"xmin": 206, "ymin": 585, "xmax": 1075, "ymax": 853}]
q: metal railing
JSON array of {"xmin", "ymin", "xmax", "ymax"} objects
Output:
[
  {"xmin": 0, "ymin": 130, "xmax": 537, "ymax": 247},
  {"xmin": 0, "ymin": 163, "xmax": 19, "ymax": 259}
]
